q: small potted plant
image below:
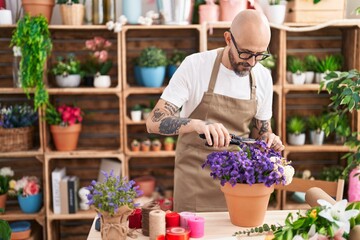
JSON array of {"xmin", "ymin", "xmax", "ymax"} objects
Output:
[
  {"xmin": 287, "ymin": 116, "xmax": 306, "ymax": 145},
  {"xmin": 0, "ymin": 167, "xmax": 14, "ymax": 213},
  {"xmin": 141, "ymin": 139, "xmax": 151, "ymax": 152},
  {"xmin": 142, "ymin": 107, "xmax": 152, "ymax": 121},
  {"xmin": 304, "ymin": 54, "xmax": 318, "ymax": 84},
  {"xmin": 151, "ymin": 139, "xmax": 162, "ymax": 151},
  {"xmin": 307, "ymin": 114, "xmax": 325, "ymax": 145},
  {"xmin": 84, "ymin": 36, "xmax": 113, "ymax": 88},
  {"xmin": 9, "ymin": 176, "xmax": 42, "ymax": 213},
  {"xmin": 0, "ymin": 104, "xmax": 38, "ymax": 152},
  {"xmin": 314, "ymin": 55, "xmax": 342, "ymax": 83},
  {"xmin": 0, "ymin": 219, "xmax": 11, "ymax": 240},
  {"xmin": 45, "ymin": 104, "xmax": 84, "ymax": 151},
  {"xmin": 130, "ymin": 139, "xmax": 140, "ymax": 152},
  {"xmin": 57, "ymin": 0, "xmax": 85, "ymax": 25},
  {"xmin": 167, "ymin": 49, "xmax": 187, "ymax": 78},
  {"xmin": 130, "ymin": 104, "xmax": 142, "ymax": 122},
  {"xmin": 86, "ymin": 170, "xmax": 142, "ymax": 239},
  {"xmin": 288, "ymin": 57, "xmax": 306, "ymax": 85},
  {"xmin": 51, "ymin": 54, "xmax": 83, "ymax": 88},
  {"xmin": 138, "ymin": 46, "xmax": 167, "ymax": 87},
  {"xmin": 163, "ymin": 137, "xmax": 175, "ymax": 151}
]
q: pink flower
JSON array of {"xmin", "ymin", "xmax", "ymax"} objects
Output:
[
  {"xmin": 98, "ymin": 50, "xmax": 108, "ymax": 63},
  {"xmin": 333, "ymin": 228, "xmax": 346, "ymax": 240},
  {"xmin": 23, "ymin": 180, "xmax": 40, "ymax": 196},
  {"xmin": 104, "ymin": 40, "xmax": 112, "ymax": 48},
  {"xmin": 85, "ymin": 40, "xmax": 96, "ymax": 51},
  {"xmin": 94, "ymin": 36, "xmax": 105, "ymax": 47}
]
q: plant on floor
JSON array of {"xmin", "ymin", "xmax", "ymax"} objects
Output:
[
  {"xmin": 320, "ymin": 69, "xmax": 360, "ymax": 178},
  {"xmin": 10, "ymin": 15, "xmax": 52, "ymax": 110}
]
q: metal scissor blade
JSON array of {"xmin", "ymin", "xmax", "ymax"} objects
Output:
[{"xmin": 199, "ymin": 134, "xmax": 257, "ymax": 146}]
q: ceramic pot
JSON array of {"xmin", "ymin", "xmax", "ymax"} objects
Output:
[
  {"xmin": 309, "ymin": 130, "xmax": 324, "ymax": 145},
  {"xmin": 288, "ymin": 133, "xmax": 306, "ymax": 145},
  {"xmin": 22, "ymin": 0, "xmax": 55, "ymax": 23},
  {"xmin": 55, "ymin": 74, "xmax": 81, "ymax": 87},
  {"xmin": 219, "ymin": 0, "xmax": 247, "ymax": 21},
  {"xmin": 94, "ymin": 75, "xmax": 111, "ymax": 88},
  {"xmin": 348, "ymin": 166, "xmax": 360, "ymax": 202},
  {"xmin": 18, "ymin": 193, "xmax": 43, "ymax": 213},
  {"xmin": 130, "ymin": 110, "xmax": 142, "ymax": 122},
  {"xmin": 199, "ymin": 4, "xmax": 219, "ymax": 24},
  {"xmin": 265, "ymin": 4, "xmax": 286, "ymax": 24},
  {"xmin": 50, "ymin": 124, "xmax": 82, "ymax": 151},
  {"xmin": 134, "ymin": 176, "xmax": 156, "ymax": 197},
  {"xmin": 221, "ymin": 183, "xmax": 274, "ymax": 227}
]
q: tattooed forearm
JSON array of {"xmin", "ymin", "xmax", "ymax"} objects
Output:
[
  {"xmin": 164, "ymin": 102, "xmax": 178, "ymax": 115},
  {"xmin": 159, "ymin": 117, "xmax": 191, "ymax": 135},
  {"xmin": 152, "ymin": 108, "xmax": 166, "ymax": 122},
  {"xmin": 253, "ymin": 119, "xmax": 269, "ymax": 135}
]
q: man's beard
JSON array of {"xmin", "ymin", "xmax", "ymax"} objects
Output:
[{"xmin": 228, "ymin": 50, "xmax": 253, "ymax": 77}]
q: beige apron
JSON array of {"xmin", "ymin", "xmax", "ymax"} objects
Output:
[{"xmin": 173, "ymin": 49, "xmax": 257, "ymax": 212}]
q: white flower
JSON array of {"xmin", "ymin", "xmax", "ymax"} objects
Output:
[
  {"xmin": 292, "ymin": 235, "xmax": 304, "ymax": 240},
  {"xmin": 284, "ymin": 165, "xmax": 295, "ymax": 185},
  {"xmin": 12, "ymin": 46, "xmax": 22, "ymax": 57},
  {"xmin": 15, "ymin": 177, "xmax": 28, "ymax": 191},
  {"xmin": 146, "ymin": 10, "xmax": 159, "ymax": 19},
  {"xmin": 0, "ymin": 167, "xmax": 14, "ymax": 177},
  {"xmin": 138, "ymin": 16, "xmax": 153, "ymax": 26},
  {"xmin": 118, "ymin": 15, "xmax": 127, "ymax": 25},
  {"xmin": 113, "ymin": 22, "xmax": 123, "ymax": 33},
  {"xmin": 106, "ymin": 20, "xmax": 115, "ymax": 30},
  {"xmin": 318, "ymin": 199, "xmax": 359, "ymax": 234}
]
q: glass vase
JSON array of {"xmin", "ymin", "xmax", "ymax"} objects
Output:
[
  {"xmin": 12, "ymin": 56, "xmax": 21, "ymax": 88},
  {"xmin": 104, "ymin": 0, "xmax": 115, "ymax": 22},
  {"xmin": 92, "ymin": 0, "xmax": 104, "ymax": 24}
]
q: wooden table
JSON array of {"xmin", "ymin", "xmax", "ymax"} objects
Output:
[{"xmin": 87, "ymin": 210, "xmax": 298, "ymax": 240}]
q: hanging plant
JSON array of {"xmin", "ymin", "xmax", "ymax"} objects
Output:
[{"xmin": 11, "ymin": 14, "xmax": 53, "ymax": 110}]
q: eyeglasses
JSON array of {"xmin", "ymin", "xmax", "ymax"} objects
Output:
[{"xmin": 229, "ymin": 31, "xmax": 271, "ymax": 61}]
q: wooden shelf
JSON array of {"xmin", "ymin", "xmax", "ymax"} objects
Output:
[
  {"xmin": 47, "ymin": 87, "xmax": 120, "ymax": 95},
  {"xmin": 283, "ymin": 83, "xmax": 326, "ymax": 92},
  {"xmin": 125, "ymin": 151, "xmax": 176, "ymax": 158},
  {"xmin": 0, "ymin": 88, "xmax": 32, "ymax": 94},
  {"xmin": 44, "ymin": 150, "xmax": 123, "ymax": 159},
  {"xmin": 0, "ymin": 209, "xmax": 44, "ymax": 222},
  {"xmin": 284, "ymin": 144, "xmax": 352, "ymax": 153},
  {"xmin": 0, "ymin": 149, "xmax": 43, "ymax": 158},
  {"xmin": 123, "ymin": 24, "xmax": 202, "ymax": 31},
  {"xmin": 47, "ymin": 209, "xmax": 96, "ymax": 220},
  {"xmin": 123, "ymin": 87, "xmax": 165, "ymax": 96},
  {"xmin": 125, "ymin": 117, "xmax": 146, "ymax": 125}
]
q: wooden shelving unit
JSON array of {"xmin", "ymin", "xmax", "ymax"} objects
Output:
[{"xmin": 0, "ymin": 21, "xmax": 359, "ymax": 239}]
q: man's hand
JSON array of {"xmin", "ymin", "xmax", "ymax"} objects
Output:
[
  {"xmin": 193, "ymin": 121, "xmax": 231, "ymax": 148},
  {"xmin": 260, "ymin": 132, "xmax": 284, "ymax": 152}
]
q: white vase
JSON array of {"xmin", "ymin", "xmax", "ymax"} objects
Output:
[
  {"xmin": 286, "ymin": 71, "xmax": 292, "ymax": 83},
  {"xmin": 94, "ymin": 75, "xmax": 111, "ymax": 88},
  {"xmin": 305, "ymin": 71, "xmax": 315, "ymax": 84},
  {"xmin": 266, "ymin": 4, "xmax": 286, "ymax": 24},
  {"xmin": 56, "ymin": 74, "xmax": 81, "ymax": 88},
  {"xmin": 309, "ymin": 130, "xmax": 324, "ymax": 145},
  {"xmin": 292, "ymin": 73, "xmax": 306, "ymax": 85},
  {"xmin": 288, "ymin": 133, "xmax": 306, "ymax": 145},
  {"xmin": 130, "ymin": 110, "xmax": 142, "ymax": 122}
]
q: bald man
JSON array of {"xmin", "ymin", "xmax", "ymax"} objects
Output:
[{"xmin": 146, "ymin": 9, "xmax": 284, "ymax": 212}]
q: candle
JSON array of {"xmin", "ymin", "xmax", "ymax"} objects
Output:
[{"xmin": 0, "ymin": 9, "xmax": 12, "ymax": 25}]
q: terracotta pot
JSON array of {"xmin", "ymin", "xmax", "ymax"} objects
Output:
[
  {"xmin": 50, "ymin": 124, "xmax": 81, "ymax": 151},
  {"xmin": 221, "ymin": 183, "xmax": 274, "ymax": 227},
  {"xmin": 22, "ymin": 0, "xmax": 55, "ymax": 23},
  {"xmin": 219, "ymin": 0, "xmax": 247, "ymax": 21},
  {"xmin": 131, "ymin": 145, "xmax": 140, "ymax": 152},
  {"xmin": 133, "ymin": 176, "xmax": 156, "ymax": 197},
  {"xmin": 141, "ymin": 144, "xmax": 150, "ymax": 152},
  {"xmin": 60, "ymin": 4, "xmax": 84, "ymax": 25},
  {"xmin": 0, "ymin": 193, "xmax": 7, "ymax": 213},
  {"xmin": 98, "ymin": 205, "xmax": 133, "ymax": 240},
  {"xmin": 164, "ymin": 143, "xmax": 174, "ymax": 151}
]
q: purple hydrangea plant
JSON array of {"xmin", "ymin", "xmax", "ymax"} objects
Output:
[
  {"xmin": 86, "ymin": 170, "xmax": 142, "ymax": 216},
  {"xmin": 202, "ymin": 140, "xmax": 293, "ymax": 187}
]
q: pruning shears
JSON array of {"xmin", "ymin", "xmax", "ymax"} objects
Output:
[{"xmin": 199, "ymin": 133, "xmax": 256, "ymax": 147}]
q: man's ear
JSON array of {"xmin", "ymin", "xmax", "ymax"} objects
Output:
[{"xmin": 224, "ymin": 31, "xmax": 231, "ymax": 46}]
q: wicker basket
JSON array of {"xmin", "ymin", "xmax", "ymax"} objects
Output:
[{"xmin": 0, "ymin": 126, "xmax": 34, "ymax": 152}]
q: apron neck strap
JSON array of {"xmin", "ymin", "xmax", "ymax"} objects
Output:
[{"xmin": 208, "ymin": 49, "xmax": 224, "ymax": 93}]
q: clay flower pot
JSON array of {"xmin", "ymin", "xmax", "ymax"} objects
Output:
[
  {"xmin": 130, "ymin": 140, "xmax": 140, "ymax": 152},
  {"xmin": 141, "ymin": 139, "xmax": 151, "ymax": 152},
  {"xmin": 151, "ymin": 139, "xmax": 162, "ymax": 151},
  {"xmin": 133, "ymin": 176, "xmax": 156, "ymax": 197},
  {"xmin": 50, "ymin": 124, "xmax": 82, "ymax": 151}
]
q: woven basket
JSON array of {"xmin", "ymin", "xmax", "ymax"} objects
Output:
[{"xmin": 0, "ymin": 126, "xmax": 34, "ymax": 152}]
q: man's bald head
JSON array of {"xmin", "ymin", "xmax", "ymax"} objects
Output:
[{"xmin": 230, "ymin": 10, "xmax": 271, "ymax": 52}]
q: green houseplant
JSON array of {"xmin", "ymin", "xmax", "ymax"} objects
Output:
[
  {"xmin": 288, "ymin": 57, "xmax": 306, "ymax": 84},
  {"xmin": 51, "ymin": 54, "xmax": 83, "ymax": 88},
  {"xmin": 287, "ymin": 116, "xmax": 306, "ymax": 145},
  {"xmin": 307, "ymin": 114, "xmax": 326, "ymax": 145},
  {"xmin": 304, "ymin": 54, "xmax": 318, "ymax": 83},
  {"xmin": 0, "ymin": 219, "xmax": 11, "ymax": 240},
  {"xmin": 11, "ymin": 15, "xmax": 52, "ymax": 110},
  {"xmin": 138, "ymin": 46, "xmax": 168, "ymax": 87},
  {"xmin": 164, "ymin": 136, "xmax": 176, "ymax": 151},
  {"xmin": 0, "ymin": 167, "xmax": 14, "ymax": 213},
  {"xmin": 168, "ymin": 50, "xmax": 187, "ymax": 78}
]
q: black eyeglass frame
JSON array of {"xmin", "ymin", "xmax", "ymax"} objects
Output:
[{"xmin": 229, "ymin": 31, "xmax": 271, "ymax": 61}]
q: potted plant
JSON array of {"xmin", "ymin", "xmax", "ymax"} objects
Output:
[
  {"xmin": 57, "ymin": 0, "xmax": 85, "ymax": 25},
  {"xmin": 259, "ymin": 54, "xmax": 276, "ymax": 74},
  {"xmin": 141, "ymin": 138, "xmax": 151, "ymax": 152},
  {"xmin": 51, "ymin": 54, "xmax": 83, "ymax": 88},
  {"xmin": 83, "ymin": 36, "xmax": 113, "ymax": 88},
  {"xmin": 0, "ymin": 219, "xmax": 11, "ymax": 239},
  {"xmin": 130, "ymin": 104, "xmax": 142, "ymax": 122},
  {"xmin": 86, "ymin": 170, "xmax": 142, "ymax": 239},
  {"xmin": 314, "ymin": 55, "xmax": 342, "ymax": 83},
  {"xmin": 307, "ymin": 114, "xmax": 325, "ymax": 145},
  {"xmin": 286, "ymin": 55, "xmax": 296, "ymax": 83},
  {"xmin": 0, "ymin": 167, "xmax": 14, "ymax": 213},
  {"xmin": 319, "ymin": 166, "xmax": 344, "ymax": 182},
  {"xmin": 130, "ymin": 139, "xmax": 140, "ymax": 152},
  {"xmin": 142, "ymin": 107, "xmax": 152, "ymax": 121},
  {"xmin": 9, "ymin": 176, "xmax": 42, "ymax": 213},
  {"xmin": 288, "ymin": 57, "xmax": 306, "ymax": 85},
  {"xmin": 163, "ymin": 137, "xmax": 175, "ymax": 151},
  {"xmin": 21, "ymin": 0, "xmax": 55, "ymax": 23},
  {"xmin": 167, "ymin": 50, "xmax": 187, "ymax": 78},
  {"xmin": 304, "ymin": 54, "xmax": 318, "ymax": 84},
  {"xmin": 287, "ymin": 116, "xmax": 306, "ymax": 145},
  {"xmin": 11, "ymin": 15, "xmax": 52, "ymax": 110},
  {"xmin": 151, "ymin": 138, "xmax": 162, "ymax": 151},
  {"xmin": 138, "ymin": 46, "xmax": 167, "ymax": 88},
  {"xmin": 266, "ymin": 0, "xmax": 287, "ymax": 24},
  {"xmin": 45, "ymin": 104, "xmax": 83, "ymax": 151},
  {"xmin": 0, "ymin": 104, "xmax": 38, "ymax": 152},
  {"xmin": 202, "ymin": 140, "xmax": 294, "ymax": 227}
]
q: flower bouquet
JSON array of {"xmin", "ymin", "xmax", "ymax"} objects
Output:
[
  {"xmin": 9, "ymin": 176, "xmax": 43, "ymax": 213},
  {"xmin": 0, "ymin": 167, "xmax": 14, "ymax": 213},
  {"xmin": 45, "ymin": 104, "xmax": 83, "ymax": 151},
  {"xmin": 0, "ymin": 104, "xmax": 38, "ymax": 152},
  {"xmin": 202, "ymin": 140, "xmax": 294, "ymax": 227},
  {"xmin": 86, "ymin": 170, "xmax": 142, "ymax": 240}
]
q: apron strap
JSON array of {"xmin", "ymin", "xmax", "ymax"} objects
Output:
[{"xmin": 208, "ymin": 49, "xmax": 224, "ymax": 93}]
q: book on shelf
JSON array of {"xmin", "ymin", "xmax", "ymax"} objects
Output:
[
  {"xmin": 68, "ymin": 176, "xmax": 79, "ymax": 214},
  {"xmin": 98, "ymin": 158, "xmax": 122, "ymax": 182},
  {"xmin": 52, "ymin": 167, "xmax": 66, "ymax": 214},
  {"xmin": 60, "ymin": 176, "xmax": 70, "ymax": 214}
]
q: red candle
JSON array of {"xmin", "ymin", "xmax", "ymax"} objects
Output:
[
  {"xmin": 128, "ymin": 208, "xmax": 142, "ymax": 229},
  {"xmin": 0, "ymin": 0, "xmax": 5, "ymax": 9},
  {"xmin": 165, "ymin": 211, "xmax": 180, "ymax": 228}
]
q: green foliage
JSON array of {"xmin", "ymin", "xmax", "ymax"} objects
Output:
[
  {"xmin": 304, "ymin": 54, "xmax": 318, "ymax": 72},
  {"xmin": 131, "ymin": 104, "xmax": 142, "ymax": 111},
  {"xmin": 288, "ymin": 57, "xmax": 305, "ymax": 74},
  {"xmin": 356, "ymin": 7, "xmax": 360, "ymax": 15},
  {"xmin": 45, "ymin": 105, "xmax": 62, "ymax": 126},
  {"xmin": 287, "ymin": 116, "xmax": 306, "ymax": 134},
  {"xmin": 51, "ymin": 54, "xmax": 83, "ymax": 76},
  {"xmin": 320, "ymin": 69, "xmax": 360, "ymax": 179},
  {"xmin": 319, "ymin": 166, "xmax": 344, "ymax": 182},
  {"xmin": 307, "ymin": 114, "xmax": 325, "ymax": 132},
  {"xmin": 138, "ymin": 46, "xmax": 167, "ymax": 67},
  {"xmin": 315, "ymin": 55, "xmax": 343, "ymax": 73},
  {"xmin": 260, "ymin": 54, "xmax": 276, "ymax": 69},
  {"xmin": 0, "ymin": 167, "xmax": 14, "ymax": 195},
  {"xmin": 0, "ymin": 219, "xmax": 11, "ymax": 240},
  {"xmin": 169, "ymin": 50, "xmax": 187, "ymax": 66},
  {"xmin": 164, "ymin": 137, "xmax": 175, "ymax": 143},
  {"xmin": 11, "ymin": 15, "xmax": 52, "ymax": 110}
]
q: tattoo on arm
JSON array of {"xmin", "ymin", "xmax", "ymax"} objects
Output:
[
  {"xmin": 159, "ymin": 117, "xmax": 190, "ymax": 135},
  {"xmin": 152, "ymin": 108, "xmax": 165, "ymax": 122},
  {"xmin": 164, "ymin": 102, "xmax": 178, "ymax": 115},
  {"xmin": 253, "ymin": 119, "xmax": 269, "ymax": 136}
]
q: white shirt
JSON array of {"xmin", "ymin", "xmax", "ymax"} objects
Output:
[{"xmin": 161, "ymin": 49, "xmax": 273, "ymax": 121}]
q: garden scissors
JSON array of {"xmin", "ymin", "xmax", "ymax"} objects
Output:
[{"xmin": 199, "ymin": 133, "xmax": 256, "ymax": 147}]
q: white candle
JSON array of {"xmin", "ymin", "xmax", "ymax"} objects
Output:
[{"xmin": 0, "ymin": 9, "xmax": 12, "ymax": 25}]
